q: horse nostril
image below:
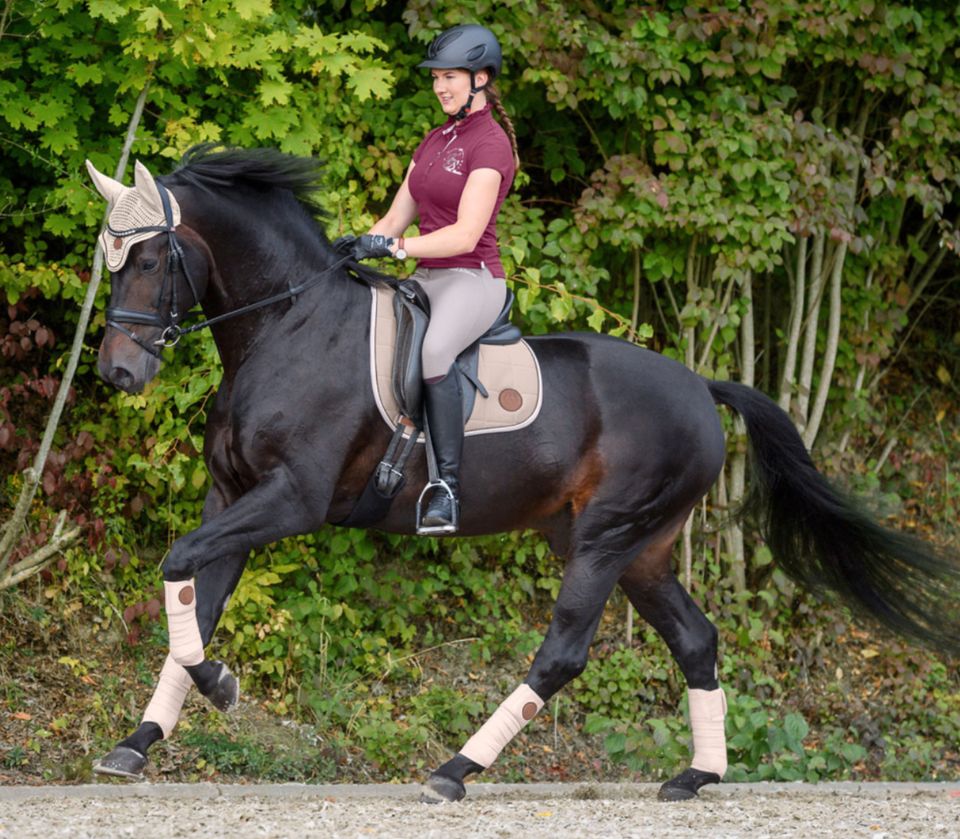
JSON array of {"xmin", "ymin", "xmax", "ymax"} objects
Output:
[{"xmin": 109, "ymin": 366, "xmax": 137, "ymax": 392}]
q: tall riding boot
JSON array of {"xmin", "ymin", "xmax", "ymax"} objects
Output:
[{"xmin": 421, "ymin": 368, "xmax": 464, "ymax": 532}]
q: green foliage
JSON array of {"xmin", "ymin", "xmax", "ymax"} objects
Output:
[
  {"xmin": 584, "ymin": 690, "xmax": 869, "ymax": 783},
  {"xmin": 2, "ymin": 0, "xmax": 960, "ymax": 785}
]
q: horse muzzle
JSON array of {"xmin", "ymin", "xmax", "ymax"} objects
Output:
[{"xmin": 98, "ymin": 330, "xmax": 161, "ymax": 393}]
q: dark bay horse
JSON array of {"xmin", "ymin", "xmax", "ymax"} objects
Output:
[{"xmin": 87, "ymin": 146, "xmax": 960, "ymax": 800}]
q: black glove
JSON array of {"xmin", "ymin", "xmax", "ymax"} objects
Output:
[
  {"xmin": 333, "ymin": 233, "xmax": 394, "ymax": 261},
  {"xmin": 332, "ymin": 234, "xmax": 358, "ymax": 254},
  {"xmin": 352, "ymin": 233, "xmax": 395, "ymax": 260}
]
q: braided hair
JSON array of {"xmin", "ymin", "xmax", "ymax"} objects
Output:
[{"xmin": 485, "ymin": 84, "xmax": 520, "ymax": 170}]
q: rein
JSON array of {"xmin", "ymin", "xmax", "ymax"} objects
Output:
[{"xmin": 105, "ymin": 181, "xmax": 353, "ymax": 357}]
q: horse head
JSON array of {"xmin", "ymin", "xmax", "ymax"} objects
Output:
[{"xmin": 86, "ymin": 159, "xmax": 211, "ymax": 393}]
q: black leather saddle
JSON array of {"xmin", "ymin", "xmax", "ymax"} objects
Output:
[
  {"xmin": 391, "ymin": 280, "xmax": 521, "ymax": 428},
  {"xmin": 337, "ymin": 281, "xmax": 521, "ymax": 529}
]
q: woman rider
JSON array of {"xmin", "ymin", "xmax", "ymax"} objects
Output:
[{"xmin": 344, "ymin": 24, "xmax": 519, "ymax": 534}]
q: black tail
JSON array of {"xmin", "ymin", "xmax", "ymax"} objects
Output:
[{"xmin": 708, "ymin": 379, "xmax": 960, "ymax": 655}]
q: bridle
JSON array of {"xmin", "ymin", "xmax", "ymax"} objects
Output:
[{"xmin": 105, "ymin": 181, "xmax": 352, "ymax": 358}]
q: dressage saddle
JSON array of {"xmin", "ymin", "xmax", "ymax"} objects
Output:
[{"xmin": 339, "ymin": 281, "xmax": 521, "ymax": 528}]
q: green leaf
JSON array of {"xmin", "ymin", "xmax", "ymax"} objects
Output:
[
  {"xmin": 346, "ymin": 66, "xmax": 393, "ymax": 101},
  {"xmin": 234, "ymin": 0, "xmax": 273, "ymax": 21}
]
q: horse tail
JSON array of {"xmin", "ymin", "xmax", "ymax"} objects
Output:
[{"xmin": 707, "ymin": 378, "xmax": 960, "ymax": 655}]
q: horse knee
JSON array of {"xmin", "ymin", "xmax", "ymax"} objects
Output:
[{"xmin": 161, "ymin": 542, "xmax": 194, "ymax": 582}]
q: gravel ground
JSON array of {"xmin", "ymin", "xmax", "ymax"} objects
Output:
[{"xmin": 2, "ymin": 782, "xmax": 959, "ymax": 838}]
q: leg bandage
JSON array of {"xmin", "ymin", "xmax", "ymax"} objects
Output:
[
  {"xmin": 460, "ymin": 683, "xmax": 544, "ymax": 769},
  {"xmin": 142, "ymin": 654, "xmax": 193, "ymax": 738},
  {"xmin": 164, "ymin": 579, "xmax": 204, "ymax": 666},
  {"xmin": 689, "ymin": 687, "xmax": 728, "ymax": 777}
]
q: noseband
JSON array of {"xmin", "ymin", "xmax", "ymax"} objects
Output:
[
  {"xmin": 105, "ymin": 182, "xmax": 202, "ymax": 358},
  {"xmin": 105, "ymin": 182, "xmax": 354, "ymax": 359}
]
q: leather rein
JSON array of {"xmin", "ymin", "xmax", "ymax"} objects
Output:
[{"xmin": 105, "ymin": 181, "xmax": 352, "ymax": 358}]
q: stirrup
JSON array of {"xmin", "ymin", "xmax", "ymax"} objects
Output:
[{"xmin": 416, "ymin": 479, "xmax": 459, "ymax": 535}]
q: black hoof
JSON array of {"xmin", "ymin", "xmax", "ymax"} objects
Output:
[
  {"xmin": 92, "ymin": 745, "xmax": 147, "ymax": 780},
  {"xmin": 420, "ymin": 771, "xmax": 466, "ymax": 803},
  {"xmin": 657, "ymin": 767, "xmax": 721, "ymax": 801},
  {"xmin": 205, "ymin": 661, "xmax": 239, "ymax": 712}
]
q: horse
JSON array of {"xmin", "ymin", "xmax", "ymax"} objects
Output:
[{"xmin": 85, "ymin": 146, "xmax": 960, "ymax": 801}]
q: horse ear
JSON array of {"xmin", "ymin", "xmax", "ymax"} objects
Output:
[
  {"xmin": 85, "ymin": 160, "xmax": 126, "ymax": 206},
  {"xmin": 133, "ymin": 160, "xmax": 164, "ymax": 213}
]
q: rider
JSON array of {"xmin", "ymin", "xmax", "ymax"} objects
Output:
[{"xmin": 348, "ymin": 23, "xmax": 519, "ymax": 533}]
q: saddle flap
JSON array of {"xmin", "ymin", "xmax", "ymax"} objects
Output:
[{"xmin": 391, "ymin": 282, "xmax": 431, "ymax": 424}]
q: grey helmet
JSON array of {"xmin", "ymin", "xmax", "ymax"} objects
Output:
[{"xmin": 418, "ymin": 24, "xmax": 502, "ymax": 80}]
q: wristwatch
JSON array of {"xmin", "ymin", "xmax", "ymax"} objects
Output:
[{"xmin": 395, "ymin": 237, "xmax": 407, "ymax": 260}]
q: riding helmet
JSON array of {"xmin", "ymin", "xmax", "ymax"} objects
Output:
[{"xmin": 418, "ymin": 24, "xmax": 502, "ymax": 80}]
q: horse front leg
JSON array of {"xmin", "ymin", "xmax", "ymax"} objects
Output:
[
  {"xmin": 92, "ymin": 547, "xmax": 248, "ymax": 778},
  {"xmin": 95, "ymin": 473, "xmax": 315, "ymax": 779},
  {"xmin": 159, "ymin": 472, "xmax": 320, "ymax": 701}
]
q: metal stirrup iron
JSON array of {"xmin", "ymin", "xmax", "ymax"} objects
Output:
[{"xmin": 416, "ymin": 416, "xmax": 459, "ymax": 535}]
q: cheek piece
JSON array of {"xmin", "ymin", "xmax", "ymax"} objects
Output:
[
  {"xmin": 459, "ymin": 683, "xmax": 545, "ymax": 768},
  {"xmin": 164, "ymin": 579, "xmax": 205, "ymax": 666}
]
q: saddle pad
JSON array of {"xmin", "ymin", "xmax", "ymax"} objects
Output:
[{"xmin": 369, "ymin": 286, "xmax": 542, "ymax": 437}]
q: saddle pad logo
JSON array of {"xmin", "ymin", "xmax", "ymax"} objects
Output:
[{"xmin": 442, "ymin": 148, "xmax": 465, "ymax": 175}]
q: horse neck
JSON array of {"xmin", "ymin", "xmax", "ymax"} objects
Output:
[{"xmin": 178, "ymin": 187, "xmax": 368, "ymax": 375}]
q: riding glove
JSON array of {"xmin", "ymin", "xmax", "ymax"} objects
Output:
[{"xmin": 333, "ymin": 233, "xmax": 395, "ymax": 261}]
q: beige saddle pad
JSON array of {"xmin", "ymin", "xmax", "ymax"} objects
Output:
[{"xmin": 369, "ymin": 286, "xmax": 542, "ymax": 437}]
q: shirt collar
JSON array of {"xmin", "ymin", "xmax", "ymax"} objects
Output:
[{"xmin": 442, "ymin": 103, "xmax": 493, "ymax": 133}]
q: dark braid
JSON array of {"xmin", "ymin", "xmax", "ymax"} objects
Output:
[{"xmin": 486, "ymin": 84, "xmax": 520, "ymax": 170}]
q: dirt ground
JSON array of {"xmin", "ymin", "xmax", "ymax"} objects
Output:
[{"xmin": 2, "ymin": 782, "xmax": 959, "ymax": 838}]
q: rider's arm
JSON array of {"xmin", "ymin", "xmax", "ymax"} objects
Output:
[
  {"xmin": 393, "ymin": 167, "xmax": 502, "ymax": 259},
  {"xmin": 369, "ymin": 164, "xmax": 419, "ymax": 238}
]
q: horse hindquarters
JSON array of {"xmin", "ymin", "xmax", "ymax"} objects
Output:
[{"xmin": 423, "ymin": 356, "xmax": 729, "ymax": 802}]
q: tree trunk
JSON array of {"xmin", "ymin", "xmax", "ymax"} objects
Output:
[
  {"xmin": 726, "ymin": 272, "xmax": 753, "ymax": 594},
  {"xmin": 796, "ymin": 233, "xmax": 826, "ymax": 434},
  {"xmin": 778, "ymin": 237, "xmax": 808, "ymax": 412},
  {"xmin": 803, "ymin": 241, "xmax": 847, "ymax": 449}
]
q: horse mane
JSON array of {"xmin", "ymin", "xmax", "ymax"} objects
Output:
[{"xmin": 164, "ymin": 144, "xmax": 397, "ymax": 290}]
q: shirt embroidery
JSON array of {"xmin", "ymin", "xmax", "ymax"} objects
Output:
[{"xmin": 442, "ymin": 148, "xmax": 465, "ymax": 176}]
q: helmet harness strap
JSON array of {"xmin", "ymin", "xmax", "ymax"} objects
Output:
[{"xmin": 454, "ymin": 71, "xmax": 485, "ymax": 121}]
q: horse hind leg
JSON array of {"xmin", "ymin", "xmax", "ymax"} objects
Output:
[
  {"xmin": 422, "ymin": 532, "xmax": 636, "ymax": 803},
  {"xmin": 618, "ymin": 533, "xmax": 728, "ymax": 801},
  {"xmin": 92, "ymin": 549, "xmax": 247, "ymax": 779}
]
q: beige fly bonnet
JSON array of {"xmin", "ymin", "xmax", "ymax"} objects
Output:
[{"xmin": 86, "ymin": 159, "xmax": 182, "ymax": 272}]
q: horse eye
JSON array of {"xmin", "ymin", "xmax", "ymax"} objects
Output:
[{"xmin": 140, "ymin": 258, "xmax": 159, "ymax": 272}]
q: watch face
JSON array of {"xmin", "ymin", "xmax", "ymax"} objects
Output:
[{"xmin": 395, "ymin": 248, "xmax": 407, "ymax": 259}]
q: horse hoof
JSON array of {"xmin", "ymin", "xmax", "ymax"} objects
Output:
[
  {"xmin": 92, "ymin": 745, "xmax": 147, "ymax": 780},
  {"xmin": 420, "ymin": 771, "xmax": 466, "ymax": 804},
  {"xmin": 205, "ymin": 661, "xmax": 239, "ymax": 712},
  {"xmin": 657, "ymin": 767, "xmax": 721, "ymax": 801}
]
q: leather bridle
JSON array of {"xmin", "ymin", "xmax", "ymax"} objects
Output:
[
  {"xmin": 104, "ymin": 181, "xmax": 353, "ymax": 358},
  {"xmin": 104, "ymin": 181, "xmax": 203, "ymax": 358}
]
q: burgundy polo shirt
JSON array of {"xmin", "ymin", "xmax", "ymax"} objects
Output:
[{"xmin": 408, "ymin": 105, "xmax": 515, "ymax": 278}]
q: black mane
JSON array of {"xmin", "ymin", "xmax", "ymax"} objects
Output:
[
  {"xmin": 164, "ymin": 144, "xmax": 396, "ymax": 289},
  {"xmin": 166, "ymin": 144, "xmax": 327, "ymax": 213}
]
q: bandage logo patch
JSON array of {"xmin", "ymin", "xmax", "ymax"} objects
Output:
[{"xmin": 442, "ymin": 148, "xmax": 465, "ymax": 175}]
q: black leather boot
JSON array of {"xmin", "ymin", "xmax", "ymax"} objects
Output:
[{"xmin": 420, "ymin": 368, "xmax": 463, "ymax": 533}]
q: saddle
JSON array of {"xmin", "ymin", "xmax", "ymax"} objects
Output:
[
  {"xmin": 391, "ymin": 280, "xmax": 522, "ymax": 428},
  {"xmin": 339, "ymin": 282, "xmax": 541, "ymax": 528}
]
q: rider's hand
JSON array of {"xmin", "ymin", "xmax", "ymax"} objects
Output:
[
  {"xmin": 352, "ymin": 234, "xmax": 395, "ymax": 260},
  {"xmin": 332, "ymin": 234, "xmax": 358, "ymax": 254}
]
